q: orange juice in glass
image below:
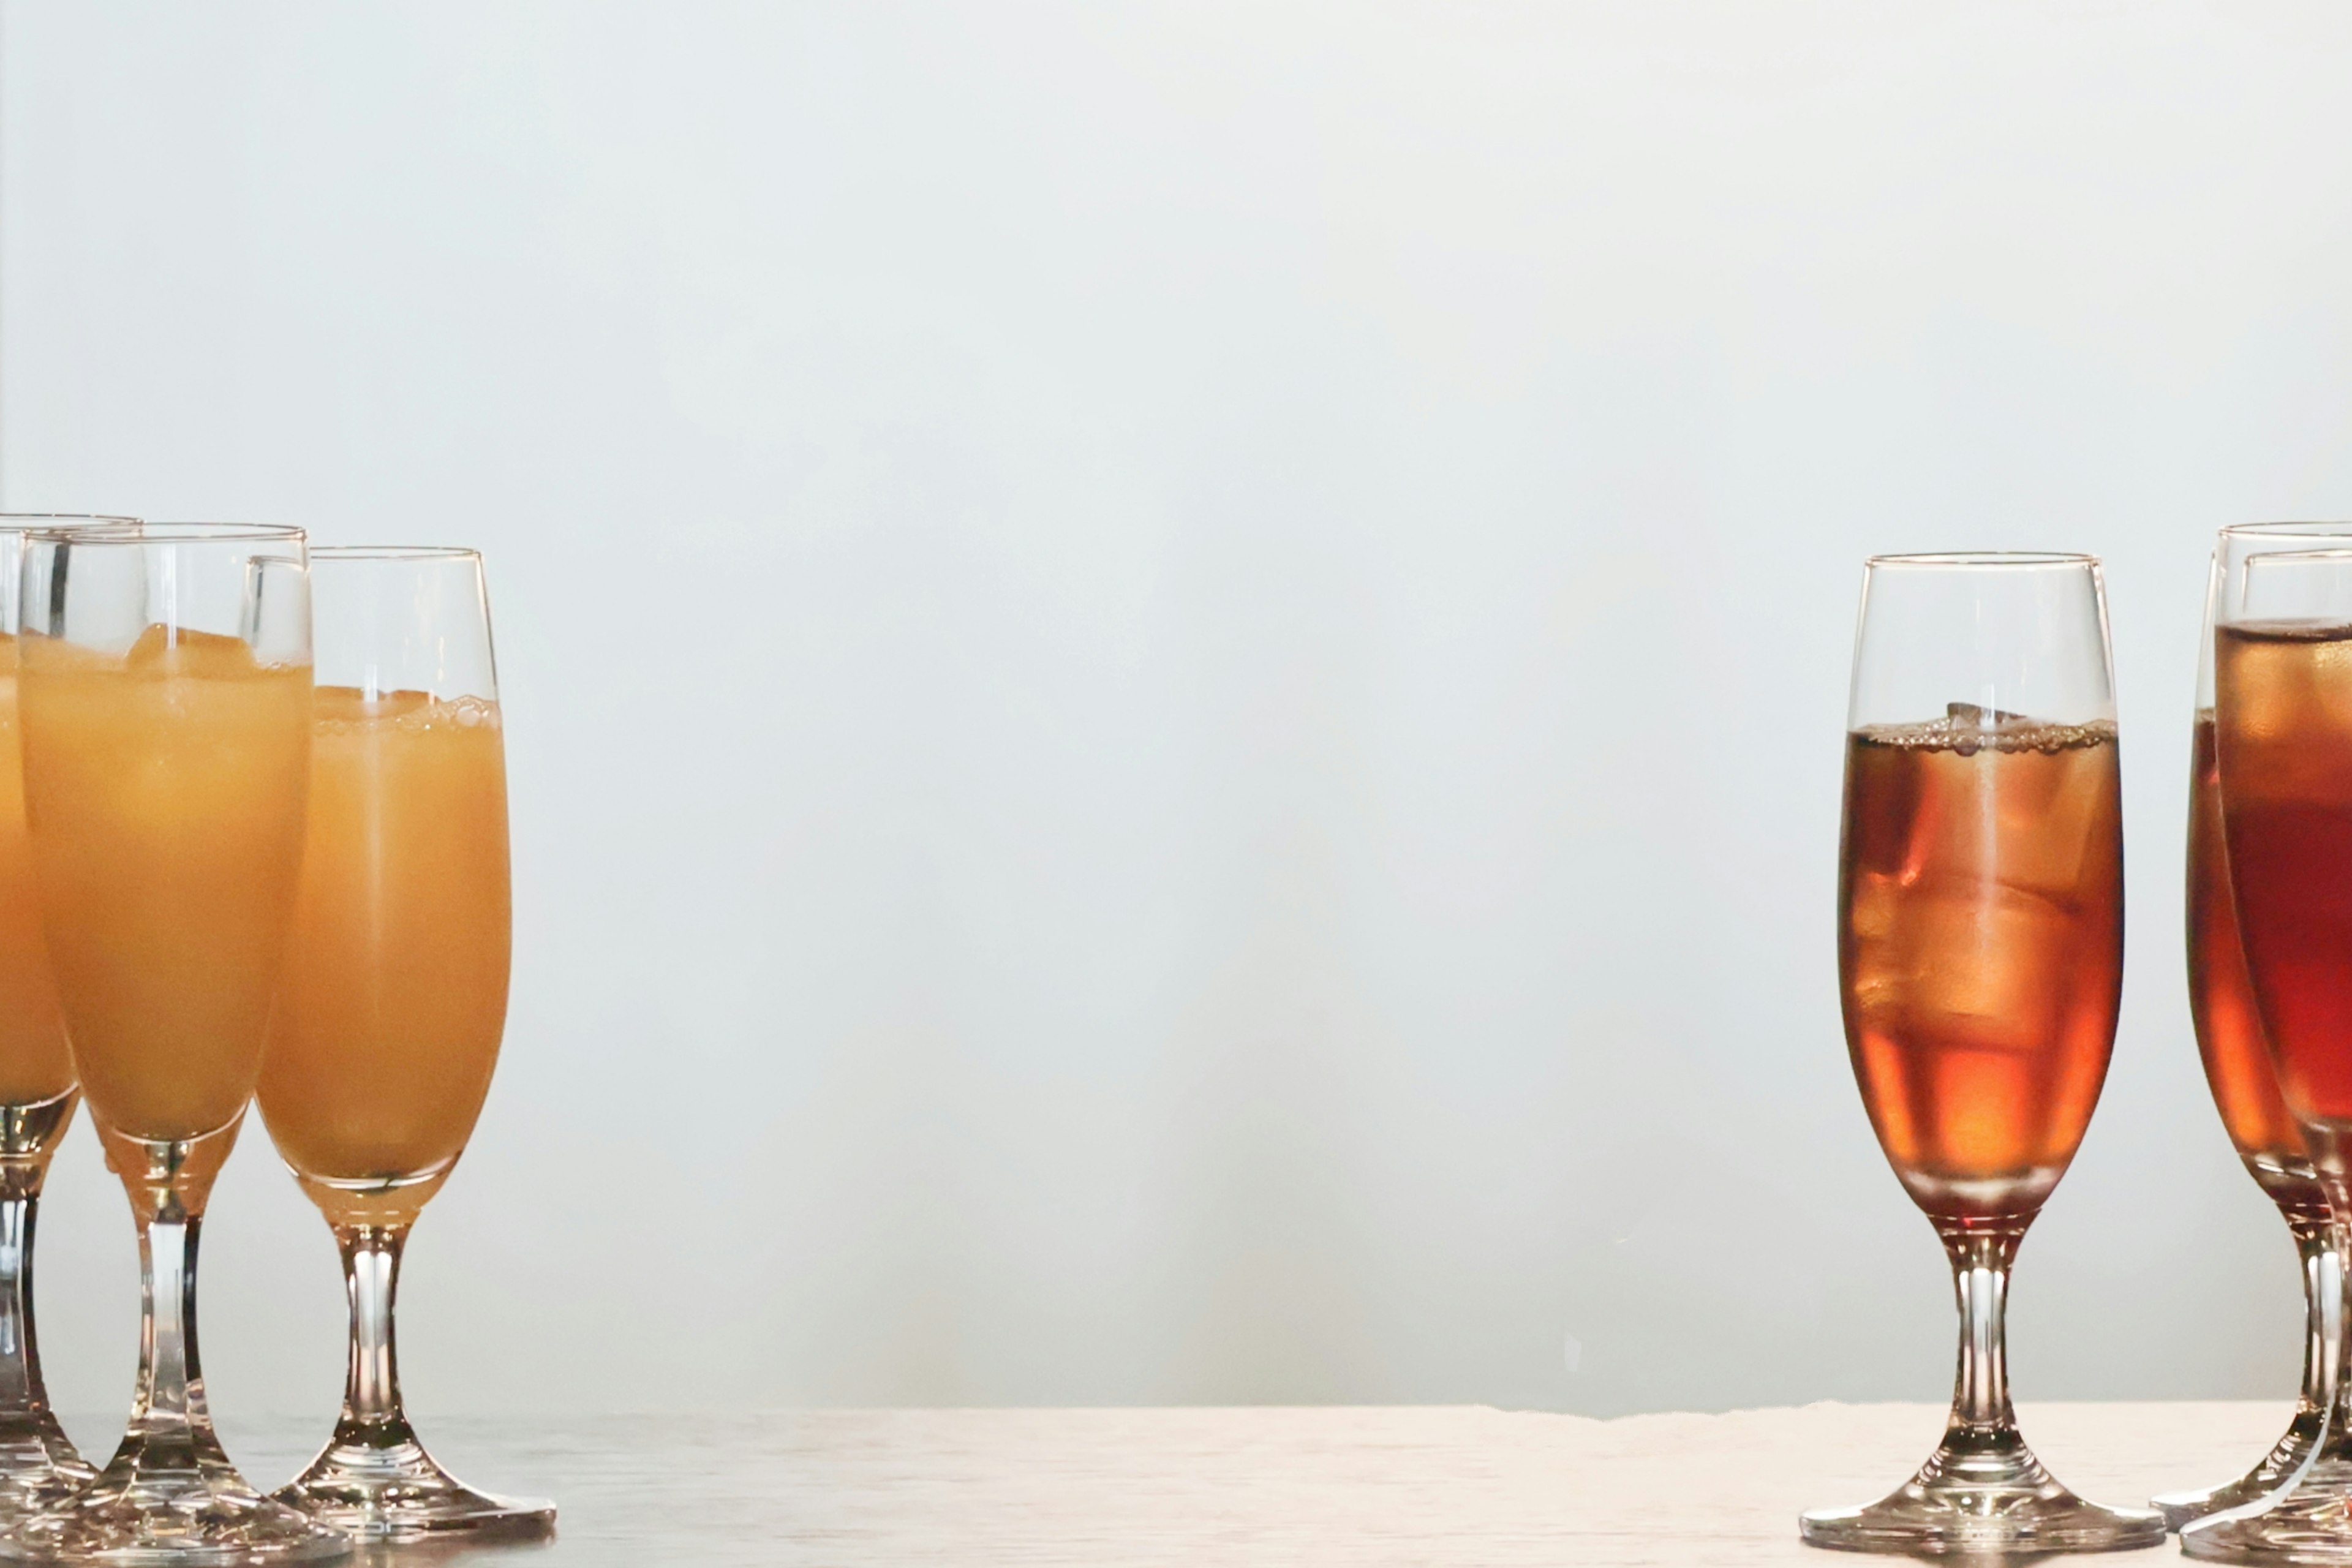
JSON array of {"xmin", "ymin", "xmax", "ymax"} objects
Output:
[
  {"xmin": 0, "ymin": 643, "xmax": 75, "ymax": 1110},
  {"xmin": 260, "ymin": 547, "xmax": 549, "ymax": 1542},
  {"xmin": 2, "ymin": 523, "xmax": 346, "ymax": 1565},
  {"xmin": 26, "ymin": 625, "xmax": 314, "ymax": 1138},
  {"xmin": 260, "ymin": 685, "xmax": 509, "ymax": 1221}
]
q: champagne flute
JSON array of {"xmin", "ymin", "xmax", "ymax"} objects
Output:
[
  {"xmin": 2158, "ymin": 526, "xmax": 2352, "ymax": 1531},
  {"xmin": 1800, "ymin": 552, "xmax": 2163, "ymax": 1554},
  {"xmin": 0, "ymin": 515, "xmax": 137, "ymax": 1520},
  {"xmin": 0, "ymin": 522, "xmax": 347, "ymax": 1562},
  {"xmin": 2183, "ymin": 537, "xmax": 2352, "ymax": 1562},
  {"xmin": 258, "ymin": 548, "xmax": 552, "ymax": 1541}
]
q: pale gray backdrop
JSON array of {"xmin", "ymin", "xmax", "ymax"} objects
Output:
[{"xmin": 1, "ymin": 4, "xmax": 2348, "ymax": 1436}]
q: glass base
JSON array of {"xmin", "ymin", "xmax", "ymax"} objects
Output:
[
  {"xmin": 1803, "ymin": 1433, "xmax": 2166, "ymax": 1555},
  {"xmin": 2156, "ymin": 1409, "xmax": 2329, "ymax": 1531},
  {"xmin": 0, "ymin": 1421, "xmax": 97, "ymax": 1525},
  {"xmin": 274, "ymin": 1436, "xmax": 552, "ymax": 1544},
  {"xmin": 2180, "ymin": 1457, "xmax": 2352, "ymax": 1564},
  {"xmin": 0, "ymin": 1448, "xmax": 349, "ymax": 1564}
]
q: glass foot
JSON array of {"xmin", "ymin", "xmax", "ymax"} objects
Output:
[
  {"xmin": 2155, "ymin": 1409, "xmax": 2328, "ymax": 1531},
  {"xmin": 1803, "ymin": 1433, "xmax": 2166, "ymax": 1555},
  {"xmin": 2180, "ymin": 1457, "xmax": 2352, "ymax": 1564},
  {"xmin": 274, "ymin": 1436, "xmax": 552, "ymax": 1544},
  {"xmin": 0, "ymin": 1422, "xmax": 97, "ymax": 1525},
  {"xmin": 0, "ymin": 1468, "xmax": 349, "ymax": 1564}
]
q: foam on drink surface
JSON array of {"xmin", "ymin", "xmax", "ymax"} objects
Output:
[
  {"xmin": 1855, "ymin": 703, "xmax": 2116, "ymax": 757},
  {"xmin": 314, "ymin": 688, "xmax": 500, "ymax": 735}
]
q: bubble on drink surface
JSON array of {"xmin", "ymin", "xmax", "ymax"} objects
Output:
[
  {"xmin": 315, "ymin": 691, "xmax": 501, "ymax": 736},
  {"xmin": 1855, "ymin": 704, "xmax": 2115, "ymax": 756},
  {"xmin": 409, "ymin": 694, "xmax": 500, "ymax": 732}
]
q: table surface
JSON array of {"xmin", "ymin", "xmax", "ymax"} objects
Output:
[{"xmin": 179, "ymin": 1401, "xmax": 2288, "ymax": 1565}]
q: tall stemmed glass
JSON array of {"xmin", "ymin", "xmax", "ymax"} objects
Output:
[
  {"xmin": 0, "ymin": 523, "xmax": 348, "ymax": 1563},
  {"xmin": 2184, "ymin": 537, "xmax": 2352, "ymax": 1563},
  {"xmin": 2158, "ymin": 526, "xmax": 2352, "ymax": 1531},
  {"xmin": 0, "ymin": 515, "xmax": 137, "ymax": 1520},
  {"xmin": 258, "ymin": 548, "xmax": 552, "ymax": 1542},
  {"xmin": 1800, "ymin": 553, "xmax": 2163, "ymax": 1554}
]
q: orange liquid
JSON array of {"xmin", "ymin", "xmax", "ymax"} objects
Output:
[
  {"xmin": 257, "ymin": 688, "xmax": 509, "ymax": 1200},
  {"xmin": 20, "ymin": 627, "xmax": 312, "ymax": 1141},
  {"xmin": 2187, "ymin": 712, "xmax": 2309, "ymax": 1185},
  {"xmin": 2216, "ymin": 624, "xmax": 2352, "ymax": 1128},
  {"xmin": 1839, "ymin": 715, "xmax": 2124, "ymax": 1226},
  {"xmin": 0, "ymin": 642, "xmax": 74, "ymax": 1105}
]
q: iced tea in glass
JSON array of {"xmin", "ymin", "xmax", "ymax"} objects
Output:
[{"xmin": 1802, "ymin": 552, "xmax": 2159, "ymax": 1556}]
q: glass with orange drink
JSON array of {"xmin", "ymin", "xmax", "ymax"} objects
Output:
[
  {"xmin": 260, "ymin": 547, "xmax": 551, "ymax": 1542},
  {"xmin": 0, "ymin": 516, "xmax": 136, "ymax": 1521},
  {"xmin": 0, "ymin": 522, "xmax": 347, "ymax": 1564}
]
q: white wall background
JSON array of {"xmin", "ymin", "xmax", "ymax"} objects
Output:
[{"xmin": 2, "ymin": 3, "xmax": 2350, "ymax": 1432}]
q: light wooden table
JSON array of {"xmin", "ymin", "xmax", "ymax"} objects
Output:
[{"xmin": 192, "ymin": 1401, "xmax": 2286, "ymax": 1565}]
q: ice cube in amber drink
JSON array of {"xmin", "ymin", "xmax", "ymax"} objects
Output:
[
  {"xmin": 258, "ymin": 687, "xmax": 510, "ymax": 1225},
  {"xmin": 1838, "ymin": 711, "xmax": 2124, "ymax": 1227}
]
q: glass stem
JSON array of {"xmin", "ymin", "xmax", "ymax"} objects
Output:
[
  {"xmin": 0, "ymin": 1196, "xmax": 46, "ymax": 1417},
  {"xmin": 2297, "ymin": 1151, "xmax": 2352, "ymax": 1464},
  {"xmin": 1942, "ymin": 1226, "xmax": 2023, "ymax": 1442},
  {"xmin": 2291, "ymin": 1215, "xmax": 2342, "ymax": 1428},
  {"xmin": 127, "ymin": 1209, "xmax": 225, "ymax": 1468},
  {"xmin": 337, "ymin": 1223, "xmax": 416, "ymax": 1443}
]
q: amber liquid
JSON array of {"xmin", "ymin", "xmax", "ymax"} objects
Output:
[
  {"xmin": 2216, "ymin": 624, "xmax": 2352, "ymax": 1135},
  {"xmin": 1839, "ymin": 714, "xmax": 2124, "ymax": 1225},
  {"xmin": 2187, "ymin": 712, "xmax": 2315, "ymax": 1208},
  {"xmin": 20, "ymin": 627, "xmax": 312, "ymax": 1141},
  {"xmin": 257, "ymin": 688, "xmax": 510, "ymax": 1221},
  {"xmin": 0, "ymin": 639, "xmax": 74, "ymax": 1105}
]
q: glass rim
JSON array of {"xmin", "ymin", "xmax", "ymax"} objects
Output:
[
  {"xmin": 2245, "ymin": 547, "xmax": 2352, "ymax": 567},
  {"xmin": 1863, "ymin": 551, "xmax": 2097, "ymax": 570},
  {"xmin": 0, "ymin": 513, "xmax": 139, "ymax": 529},
  {"xmin": 2219, "ymin": 521, "xmax": 2352, "ymax": 540},
  {"xmin": 309, "ymin": 545, "xmax": 481, "ymax": 562},
  {"xmin": 21, "ymin": 520, "xmax": 305, "ymax": 544}
]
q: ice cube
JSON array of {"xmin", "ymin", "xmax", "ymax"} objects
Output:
[{"xmin": 123, "ymin": 625, "xmax": 260, "ymax": 679}]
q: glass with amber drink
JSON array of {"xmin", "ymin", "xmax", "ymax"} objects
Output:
[
  {"xmin": 0, "ymin": 516, "xmax": 138, "ymax": 1521},
  {"xmin": 0, "ymin": 522, "xmax": 346, "ymax": 1562},
  {"xmin": 259, "ymin": 547, "xmax": 551, "ymax": 1542},
  {"xmin": 2182, "ymin": 536, "xmax": 2352, "ymax": 1563},
  {"xmin": 2159, "ymin": 526, "xmax": 2352, "ymax": 1534},
  {"xmin": 1800, "ymin": 553, "xmax": 2161, "ymax": 1554}
]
